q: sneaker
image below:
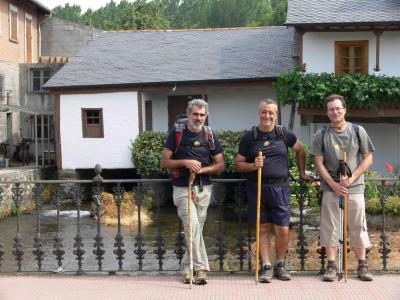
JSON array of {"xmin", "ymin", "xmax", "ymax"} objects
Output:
[
  {"xmin": 274, "ymin": 262, "xmax": 291, "ymax": 281},
  {"xmin": 259, "ymin": 265, "xmax": 273, "ymax": 283},
  {"xmin": 322, "ymin": 264, "xmax": 337, "ymax": 282},
  {"xmin": 357, "ymin": 264, "xmax": 373, "ymax": 281},
  {"xmin": 183, "ymin": 271, "xmax": 195, "ymax": 284},
  {"xmin": 195, "ymin": 269, "xmax": 208, "ymax": 285}
]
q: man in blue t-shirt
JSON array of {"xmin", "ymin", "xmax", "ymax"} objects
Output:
[
  {"xmin": 235, "ymin": 99, "xmax": 312, "ymax": 283},
  {"xmin": 161, "ymin": 99, "xmax": 224, "ymax": 285}
]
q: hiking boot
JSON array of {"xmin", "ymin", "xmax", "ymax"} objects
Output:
[
  {"xmin": 357, "ymin": 264, "xmax": 373, "ymax": 281},
  {"xmin": 322, "ymin": 264, "xmax": 337, "ymax": 282},
  {"xmin": 259, "ymin": 265, "xmax": 273, "ymax": 283},
  {"xmin": 274, "ymin": 262, "xmax": 291, "ymax": 281},
  {"xmin": 195, "ymin": 269, "xmax": 208, "ymax": 285},
  {"xmin": 183, "ymin": 271, "xmax": 195, "ymax": 284}
]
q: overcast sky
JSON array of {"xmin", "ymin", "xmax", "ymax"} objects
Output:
[{"xmin": 40, "ymin": 0, "xmax": 121, "ymax": 13}]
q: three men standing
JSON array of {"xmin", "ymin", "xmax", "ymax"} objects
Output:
[{"xmin": 161, "ymin": 95, "xmax": 374, "ymax": 284}]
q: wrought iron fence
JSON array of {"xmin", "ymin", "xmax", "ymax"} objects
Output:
[{"xmin": 0, "ymin": 167, "xmax": 398, "ymax": 274}]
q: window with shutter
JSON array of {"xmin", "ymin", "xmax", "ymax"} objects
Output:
[
  {"xmin": 82, "ymin": 109, "xmax": 104, "ymax": 138},
  {"xmin": 9, "ymin": 5, "xmax": 18, "ymax": 42},
  {"xmin": 335, "ymin": 41, "xmax": 368, "ymax": 75}
]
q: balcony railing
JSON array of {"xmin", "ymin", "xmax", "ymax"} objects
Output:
[{"xmin": 0, "ymin": 166, "xmax": 398, "ymax": 274}]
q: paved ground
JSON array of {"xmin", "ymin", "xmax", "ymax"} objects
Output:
[{"xmin": 0, "ymin": 273, "xmax": 399, "ymax": 300}]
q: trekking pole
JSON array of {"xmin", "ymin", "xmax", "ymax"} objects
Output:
[
  {"xmin": 338, "ymin": 152, "xmax": 348, "ymax": 282},
  {"xmin": 343, "ymin": 152, "xmax": 348, "ymax": 282},
  {"xmin": 188, "ymin": 172, "xmax": 196, "ymax": 289},
  {"xmin": 255, "ymin": 151, "xmax": 263, "ymax": 284}
]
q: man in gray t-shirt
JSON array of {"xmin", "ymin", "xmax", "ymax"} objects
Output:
[{"xmin": 311, "ymin": 94, "xmax": 374, "ymax": 282}]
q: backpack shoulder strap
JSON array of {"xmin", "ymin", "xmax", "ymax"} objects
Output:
[
  {"xmin": 350, "ymin": 123, "xmax": 361, "ymax": 147},
  {"xmin": 275, "ymin": 125, "xmax": 288, "ymax": 147},
  {"xmin": 251, "ymin": 126, "xmax": 258, "ymax": 140},
  {"xmin": 174, "ymin": 123, "xmax": 185, "ymax": 153},
  {"xmin": 321, "ymin": 126, "xmax": 328, "ymax": 153},
  {"xmin": 203, "ymin": 125, "xmax": 216, "ymax": 151}
]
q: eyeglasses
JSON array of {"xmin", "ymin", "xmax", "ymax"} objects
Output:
[
  {"xmin": 327, "ymin": 107, "xmax": 344, "ymax": 113},
  {"xmin": 192, "ymin": 112, "xmax": 206, "ymax": 117}
]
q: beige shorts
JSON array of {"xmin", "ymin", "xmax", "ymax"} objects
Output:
[{"xmin": 320, "ymin": 191, "xmax": 371, "ymax": 249}]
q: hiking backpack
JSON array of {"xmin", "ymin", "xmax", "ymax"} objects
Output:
[
  {"xmin": 173, "ymin": 115, "xmax": 215, "ymax": 153},
  {"xmin": 250, "ymin": 125, "xmax": 288, "ymax": 148}
]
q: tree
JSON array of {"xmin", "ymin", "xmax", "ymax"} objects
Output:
[
  {"xmin": 51, "ymin": 0, "xmax": 287, "ymax": 30},
  {"xmin": 53, "ymin": 3, "xmax": 82, "ymax": 23},
  {"xmin": 270, "ymin": 0, "xmax": 287, "ymax": 25}
]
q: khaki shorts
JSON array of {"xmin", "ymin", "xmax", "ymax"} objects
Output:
[{"xmin": 320, "ymin": 191, "xmax": 370, "ymax": 249}]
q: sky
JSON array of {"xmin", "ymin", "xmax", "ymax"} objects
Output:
[{"xmin": 40, "ymin": 0, "xmax": 121, "ymax": 13}]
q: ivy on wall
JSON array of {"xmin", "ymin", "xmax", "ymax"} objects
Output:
[{"xmin": 274, "ymin": 68, "xmax": 400, "ymax": 110}]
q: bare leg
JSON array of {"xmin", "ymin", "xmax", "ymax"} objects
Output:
[
  {"xmin": 274, "ymin": 225, "xmax": 289, "ymax": 261},
  {"xmin": 259, "ymin": 223, "xmax": 271, "ymax": 264}
]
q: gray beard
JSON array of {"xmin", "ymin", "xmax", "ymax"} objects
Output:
[{"xmin": 190, "ymin": 120, "xmax": 203, "ymax": 130}]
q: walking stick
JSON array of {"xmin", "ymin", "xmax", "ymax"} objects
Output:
[
  {"xmin": 338, "ymin": 152, "xmax": 348, "ymax": 282},
  {"xmin": 188, "ymin": 172, "xmax": 196, "ymax": 288},
  {"xmin": 255, "ymin": 151, "xmax": 263, "ymax": 284},
  {"xmin": 343, "ymin": 153, "xmax": 348, "ymax": 282}
]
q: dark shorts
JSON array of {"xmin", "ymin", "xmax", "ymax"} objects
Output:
[{"xmin": 246, "ymin": 180, "xmax": 291, "ymax": 226}]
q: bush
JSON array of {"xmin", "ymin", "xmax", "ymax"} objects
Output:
[
  {"xmin": 365, "ymin": 197, "xmax": 382, "ymax": 215},
  {"xmin": 130, "ymin": 129, "xmax": 320, "ymax": 210},
  {"xmin": 131, "ymin": 130, "xmax": 316, "ymax": 175},
  {"xmin": 41, "ymin": 185, "xmax": 55, "ymax": 204},
  {"xmin": 385, "ymin": 196, "xmax": 400, "ymax": 216},
  {"xmin": 130, "ymin": 131, "xmax": 167, "ymax": 177},
  {"xmin": 99, "ymin": 191, "xmax": 152, "ymax": 226},
  {"xmin": 216, "ymin": 130, "xmax": 244, "ymax": 173}
]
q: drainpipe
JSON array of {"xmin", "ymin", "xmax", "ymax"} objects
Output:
[{"xmin": 38, "ymin": 12, "xmax": 53, "ymax": 58}]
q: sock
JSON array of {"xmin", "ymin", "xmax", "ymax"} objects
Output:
[
  {"xmin": 275, "ymin": 260, "xmax": 284, "ymax": 267},
  {"xmin": 262, "ymin": 262, "xmax": 272, "ymax": 269},
  {"xmin": 358, "ymin": 259, "xmax": 366, "ymax": 266},
  {"xmin": 327, "ymin": 260, "xmax": 336, "ymax": 267}
]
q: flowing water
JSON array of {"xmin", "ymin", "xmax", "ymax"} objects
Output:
[{"xmin": 0, "ymin": 205, "xmax": 246, "ymax": 273}]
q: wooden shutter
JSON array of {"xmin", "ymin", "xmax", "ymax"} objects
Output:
[
  {"xmin": 335, "ymin": 41, "xmax": 368, "ymax": 75},
  {"xmin": 82, "ymin": 109, "xmax": 104, "ymax": 138},
  {"xmin": 10, "ymin": 9, "xmax": 18, "ymax": 42},
  {"xmin": 26, "ymin": 18, "xmax": 32, "ymax": 63}
]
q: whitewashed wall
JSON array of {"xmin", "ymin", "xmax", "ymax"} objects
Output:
[
  {"xmin": 142, "ymin": 83, "xmax": 301, "ymax": 134},
  {"xmin": 303, "ymin": 31, "xmax": 400, "ymax": 76},
  {"xmin": 60, "ymin": 92, "xmax": 138, "ymax": 169}
]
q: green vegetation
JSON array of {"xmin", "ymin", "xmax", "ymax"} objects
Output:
[
  {"xmin": 275, "ymin": 68, "xmax": 400, "ymax": 110},
  {"xmin": 131, "ymin": 130, "xmax": 321, "ymax": 211},
  {"xmin": 52, "ymin": 0, "xmax": 288, "ymax": 30}
]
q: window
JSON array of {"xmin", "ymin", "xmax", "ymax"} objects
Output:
[
  {"xmin": 30, "ymin": 115, "xmax": 54, "ymax": 140},
  {"xmin": 145, "ymin": 100, "xmax": 153, "ymax": 131},
  {"xmin": 335, "ymin": 41, "xmax": 368, "ymax": 75},
  {"xmin": 9, "ymin": 4, "xmax": 18, "ymax": 42},
  {"xmin": 31, "ymin": 69, "xmax": 52, "ymax": 92},
  {"xmin": 82, "ymin": 109, "xmax": 104, "ymax": 138}
]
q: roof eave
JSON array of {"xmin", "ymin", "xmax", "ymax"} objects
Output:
[
  {"xmin": 45, "ymin": 77, "xmax": 279, "ymax": 92},
  {"xmin": 285, "ymin": 21, "xmax": 400, "ymax": 27},
  {"xmin": 28, "ymin": 0, "xmax": 52, "ymax": 15}
]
